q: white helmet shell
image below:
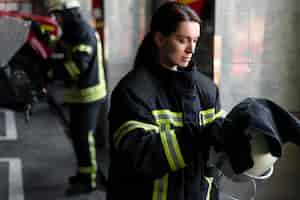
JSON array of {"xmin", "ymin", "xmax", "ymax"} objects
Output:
[
  {"xmin": 218, "ymin": 129, "xmax": 278, "ymax": 182},
  {"xmin": 48, "ymin": 0, "xmax": 80, "ymax": 13},
  {"xmin": 243, "ymin": 132, "xmax": 278, "ymax": 179}
]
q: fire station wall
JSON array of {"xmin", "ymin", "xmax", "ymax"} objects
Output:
[
  {"xmin": 215, "ymin": 0, "xmax": 300, "ymax": 113},
  {"xmin": 77, "ymin": 0, "xmax": 92, "ymax": 20},
  {"xmin": 215, "ymin": 0, "xmax": 300, "ymax": 199},
  {"xmin": 103, "ymin": 0, "xmax": 153, "ymax": 92}
]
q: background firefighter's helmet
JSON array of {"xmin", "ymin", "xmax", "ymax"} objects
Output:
[
  {"xmin": 219, "ymin": 130, "xmax": 278, "ymax": 181},
  {"xmin": 47, "ymin": 0, "xmax": 80, "ymax": 13}
]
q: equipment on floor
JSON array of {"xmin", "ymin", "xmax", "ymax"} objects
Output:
[{"xmin": 0, "ymin": 10, "xmax": 64, "ymax": 123}]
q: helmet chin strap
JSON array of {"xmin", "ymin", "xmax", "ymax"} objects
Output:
[{"xmin": 244, "ymin": 166, "xmax": 274, "ymax": 180}]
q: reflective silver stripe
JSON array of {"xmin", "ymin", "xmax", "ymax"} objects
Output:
[
  {"xmin": 160, "ymin": 124, "xmax": 185, "ymax": 171},
  {"xmin": 200, "ymin": 108, "xmax": 215, "ymax": 125},
  {"xmin": 215, "ymin": 109, "xmax": 226, "ymax": 119},
  {"xmin": 205, "ymin": 177, "xmax": 214, "ymax": 200},
  {"xmin": 64, "ymin": 32, "xmax": 107, "ymax": 103},
  {"xmin": 88, "ymin": 131, "xmax": 97, "ymax": 187},
  {"xmin": 78, "ymin": 131, "xmax": 97, "ymax": 188},
  {"xmin": 64, "ymin": 83, "xmax": 107, "ymax": 103},
  {"xmin": 169, "ymin": 129, "xmax": 185, "ymax": 169},
  {"xmin": 95, "ymin": 32, "xmax": 107, "ymax": 99},
  {"xmin": 152, "ymin": 110, "xmax": 183, "ymax": 127},
  {"xmin": 152, "ymin": 110, "xmax": 186, "ymax": 171},
  {"xmin": 152, "ymin": 174, "xmax": 168, "ymax": 200},
  {"xmin": 113, "ymin": 120, "xmax": 159, "ymax": 148},
  {"xmin": 199, "ymin": 108, "xmax": 226, "ymax": 125}
]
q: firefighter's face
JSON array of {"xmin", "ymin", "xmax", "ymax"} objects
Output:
[{"xmin": 155, "ymin": 21, "xmax": 200, "ymax": 70}]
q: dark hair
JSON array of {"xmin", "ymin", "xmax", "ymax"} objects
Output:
[{"xmin": 134, "ymin": 2, "xmax": 201, "ymax": 68}]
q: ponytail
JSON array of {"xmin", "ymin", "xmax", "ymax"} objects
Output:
[{"xmin": 133, "ymin": 32, "xmax": 157, "ymax": 69}]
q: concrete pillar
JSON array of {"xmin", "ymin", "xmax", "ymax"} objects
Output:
[
  {"xmin": 103, "ymin": 0, "xmax": 153, "ymax": 91},
  {"xmin": 77, "ymin": 0, "xmax": 92, "ymax": 20}
]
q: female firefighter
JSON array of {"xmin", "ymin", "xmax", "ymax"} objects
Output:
[{"xmin": 107, "ymin": 2, "xmax": 224, "ymax": 200}]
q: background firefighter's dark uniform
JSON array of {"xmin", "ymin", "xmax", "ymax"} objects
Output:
[
  {"xmin": 48, "ymin": 8, "xmax": 107, "ymax": 191},
  {"xmin": 108, "ymin": 63, "xmax": 224, "ymax": 200}
]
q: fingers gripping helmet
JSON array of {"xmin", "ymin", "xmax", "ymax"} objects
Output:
[{"xmin": 47, "ymin": 0, "xmax": 80, "ymax": 13}]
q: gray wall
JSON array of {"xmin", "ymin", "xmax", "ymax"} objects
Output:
[
  {"xmin": 216, "ymin": 0, "xmax": 300, "ymax": 112},
  {"xmin": 104, "ymin": 0, "xmax": 153, "ymax": 92},
  {"xmin": 77, "ymin": 0, "xmax": 92, "ymax": 21},
  {"xmin": 215, "ymin": 0, "xmax": 300, "ymax": 199}
]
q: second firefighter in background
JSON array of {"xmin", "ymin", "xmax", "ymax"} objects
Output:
[{"xmin": 46, "ymin": 0, "xmax": 107, "ymax": 195}]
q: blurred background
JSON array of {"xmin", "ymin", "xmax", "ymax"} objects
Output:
[{"xmin": 0, "ymin": 0, "xmax": 299, "ymax": 199}]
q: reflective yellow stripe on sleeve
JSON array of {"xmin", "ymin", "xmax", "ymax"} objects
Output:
[
  {"xmin": 178, "ymin": 0, "xmax": 197, "ymax": 4},
  {"xmin": 152, "ymin": 110, "xmax": 186, "ymax": 171},
  {"xmin": 64, "ymin": 60, "xmax": 80, "ymax": 80},
  {"xmin": 199, "ymin": 108, "xmax": 226, "ymax": 126},
  {"xmin": 200, "ymin": 108, "xmax": 215, "ymax": 125},
  {"xmin": 41, "ymin": 24, "xmax": 56, "ymax": 32},
  {"xmin": 152, "ymin": 110, "xmax": 183, "ymax": 127},
  {"xmin": 160, "ymin": 127, "xmax": 186, "ymax": 171},
  {"xmin": 114, "ymin": 116, "xmax": 186, "ymax": 171},
  {"xmin": 72, "ymin": 44, "xmax": 93, "ymax": 54},
  {"xmin": 215, "ymin": 109, "xmax": 226, "ymax": 119},
  {"xmin": 113, "ymin": 120, "xmax": 159, "ymax": 148}
]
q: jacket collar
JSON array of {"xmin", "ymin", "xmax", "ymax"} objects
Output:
[{"xmin": 151, "ymin": 63, "xmax": 197, "ymax": 94}]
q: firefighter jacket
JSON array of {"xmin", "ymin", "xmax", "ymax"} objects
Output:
[
  {"xmin": 221, "ymin": 97, "xmax": 300, "ymax": 174},
  {"xmin": 107, "ymin": 64, "xmax": 225, "ymax": 200},
  {"xmin": 50, "ymin": 15, "xmax": 107, "ymax": 103}
]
